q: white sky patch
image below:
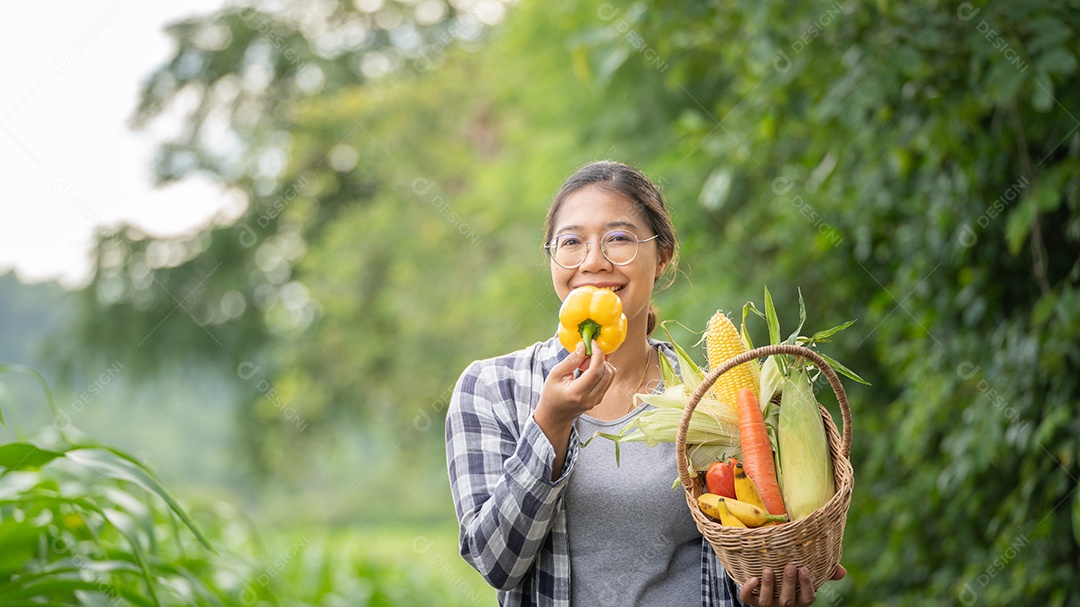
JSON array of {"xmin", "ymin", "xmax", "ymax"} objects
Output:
[{"xmin": 0, "ymin": 0, "xmax": 233, "ymax": 287}]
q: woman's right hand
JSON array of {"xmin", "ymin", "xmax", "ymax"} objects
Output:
[
  {"xmin": 533, "ymin": 342, "xmax": 616, "ymax": 479},
  {"xmin": 537, "ymin": 342, "xmax": 616, "ymax": 425}
]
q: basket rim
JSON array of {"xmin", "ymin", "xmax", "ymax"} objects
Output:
[{"xmin": 674, "ymin": 343, "xmax": 852, "ymax": 493}]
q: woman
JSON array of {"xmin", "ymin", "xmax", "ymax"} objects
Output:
[{"xmin": 445, "ymin": 161, "xmax": 843, "ymax": 606}]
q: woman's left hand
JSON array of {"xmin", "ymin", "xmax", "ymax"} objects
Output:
[{"xmin": 738, "ymin": 564, "xmax": 846, "ymax": 607}]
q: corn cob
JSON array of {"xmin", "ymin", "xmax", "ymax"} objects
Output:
[
  {"xmin": 778, "ymin": 366, "xmax": 835, "ymax": 520},
  {"xmin": 706, "ymin": 311, "xmax": 760, "ymax": 417}
]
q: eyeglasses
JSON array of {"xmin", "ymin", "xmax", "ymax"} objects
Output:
[{"xmin": 545, "ymin": 229, "xmax": 660, "ymax": 269}]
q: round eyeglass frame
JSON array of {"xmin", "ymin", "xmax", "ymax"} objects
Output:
[{"xmin": 544, "ymin": 230, "xmax": 660, "ymax": 269}]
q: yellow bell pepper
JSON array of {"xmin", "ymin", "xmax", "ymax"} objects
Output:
[{"xmin": 557, "ymin": 286, "xmax": 628, "ymax": 356}]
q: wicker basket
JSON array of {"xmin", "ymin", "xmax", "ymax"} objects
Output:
[{"xmin": 675, "ymin": 344, "xmax": 853, "ymax": 599}]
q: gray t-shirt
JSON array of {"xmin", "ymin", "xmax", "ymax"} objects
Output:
[{"xmin": 566, "ymin": 400, "xmax": 702, "ymax": 606}]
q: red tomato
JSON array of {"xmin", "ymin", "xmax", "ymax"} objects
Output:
[{"xmin": 705, "ymin": 458, "xmax": 738, "ymax": 498}]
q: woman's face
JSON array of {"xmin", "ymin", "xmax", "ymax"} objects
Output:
[{"xmin": 549, "ymin": 185, "xmax": 668, "ymax": 334}]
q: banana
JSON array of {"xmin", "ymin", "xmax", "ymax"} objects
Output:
[
  {"xmin": 698, "ymin": 493, "xmax": 746, "ymax": 528},
  {"xmin": 733, "ymin": 462, "xmax": 767, "ymax": 510},
  {"xmin": 722, "ymin": 497, "xmax": 788, "ymax": 527}
]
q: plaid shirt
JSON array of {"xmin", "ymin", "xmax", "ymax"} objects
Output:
[{"xmin": 445, "ymin": 336, "xmax": 744, "ymax": 606}]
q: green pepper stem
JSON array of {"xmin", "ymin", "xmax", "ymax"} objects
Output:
[{"xmin": 579, "ymin": 320, "xmax": 600, "ymax": 357}]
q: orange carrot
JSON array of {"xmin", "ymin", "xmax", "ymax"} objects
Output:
[{"xmin": 736, "ymin": 388, "xmax": 786, "ymax": 516}]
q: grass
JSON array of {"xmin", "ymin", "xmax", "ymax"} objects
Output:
[{"xmin": 295, "ymin": 522, "xmax": 497, "ymax": 607}]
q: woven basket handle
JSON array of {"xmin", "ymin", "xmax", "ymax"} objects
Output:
[{"xmin": 675, "ymin": 344, "xmax": 852, "ymax": 491}]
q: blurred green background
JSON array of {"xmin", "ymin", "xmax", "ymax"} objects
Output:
[{"xmin": 2, "ymin": 0, "xmax": 1079, "ymax": 604}]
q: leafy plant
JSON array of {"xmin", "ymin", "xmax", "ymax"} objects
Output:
[
  {"xmin": 0, "ymin": 365, "xmax": 219, "ymax": 605},
  {"xmin": 741, "ymin": 286, "xmax": 868, "ymax": 391},
  {"xmin": 0, "ymin": 365, "xmax": 493, "ymax": 606}
]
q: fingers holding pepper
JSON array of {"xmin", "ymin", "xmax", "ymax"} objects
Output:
[
  {"xmin": 573, "ymin": 342, "xmax": 617, "ymax": 409},
  {"xmin": 539, "ymin": 342, "xmax": 617, "ymax": 423}
]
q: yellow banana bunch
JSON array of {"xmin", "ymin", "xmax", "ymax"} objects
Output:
[
  {"xmin": 722, "ymin": 497, "xmax": 788, "ymax": 527},
  {"xmin": 698, "ymin": 494, "xmax": 788, "ymax": 528},
  {"xmin": 698, "ymin": 494, "xmax": 746, "ymax": 528}
]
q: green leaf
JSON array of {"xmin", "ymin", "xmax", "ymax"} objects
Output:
[
  {"xmin": 63, "ymin": 447, "xmax": 214, "ymax": 552},
  {"xmin": 816, "ymin": 351, "xmax": 872, "ymax": 386},
  {"xmin": 764, "ymin": 286, "xmax": 780, "ymax": 346},
  {"xmin": 744, "ymin": 301, "xmax": 766, "ymax": 321},
  {"xmin": 1034, "ymin": 47, "xmax": 1078, "ymax": 76},
  {"xmin": 596, "ymin": 46, "xmax": 630, "ymax": 85},
  {"xmin": 740, "ymin": 302, "xmax": 755, "ymax": 350},
  {"xmin": 763, "ymin": 399, "xmax": 783, "ymax": 494},
  {"xmin": 660, "ymin": 323, "xmax": 704, "ymax": 388},
  {"xmin": 593, "ymin": 432, "xmax": 623, "ymax": 466},
  {"xmin": 0, "ymin": 518, "xmax": 43, "ymax": 573},
  {"xmin": 1027, "ymin": 17, "xmax": 1073, "ymax": 53},
  {"xmin": 1032, "ymin": 180, "xmax": 1062, "ymax": 213},
  {"xmin": 657, "ymin": 345, "xmax": 680, "ymax": 388},
  {"xmin": 113, "ymin": 524, "xmax": 161, "ymax": 606},
  {"xmin": 1031, "ymin": 71, "xmax": 1055, "ymax": 112},
  {"xmin": 0, "ymin": 443, "xmax": 64, "ymax": 471},
  {"xmin": 990, "ymin": 60, "xmax": 1028, "ymax": 104},
  {"xmin": 5, "ymin": 575, "xmax": 155, "ymax": 606},
  {"xmin": 785, "ymin": 287, "xmax": 807, "ymax": 343},
  {"xmin": 1005, "ymin": 196, "xmax": 1038, "ymax": 255},
  {"xmin": 612, "ymin": 426, "xmax": 648, "ymax": 443},
  {"xmin": 699, "ymin": 167, "xmax": 734, "ymax": 210},
  {"xmin": 811, "ymin": 319, "xmax": 857, "ymax": 342}
]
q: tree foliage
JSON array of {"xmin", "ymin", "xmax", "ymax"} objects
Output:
[{"xmin": 59, "ymin": 0, "xmax": 1080, "ymax": 602}]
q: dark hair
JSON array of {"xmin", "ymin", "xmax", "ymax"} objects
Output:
[{"xmin": 544, "ymin": 161, "xmax": 680, "ymax": 335}]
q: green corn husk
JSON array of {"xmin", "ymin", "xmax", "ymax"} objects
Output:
[
  {"xmin": 759, "ymin": 355, "xmax": 784, "ymax": 404},
  {"xmin": 777, "ymin": 364, "xmax": 835, "ymax": 520},
  {"xmin": 620, "ymin": 396, "xmax": 738, "ymax": 447},
  {"xmin": 593, "ymin": 383, "xmax": 741, "ymax": 470}
]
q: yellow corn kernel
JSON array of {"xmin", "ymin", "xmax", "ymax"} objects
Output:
[{"xmin": 706, "ymin": 311, "xmax": 760, "ymax": 416}]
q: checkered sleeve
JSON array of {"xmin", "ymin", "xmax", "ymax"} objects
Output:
[{"xmin": 445, "ymin": 358, "xmax": 578, "ymax": 593}]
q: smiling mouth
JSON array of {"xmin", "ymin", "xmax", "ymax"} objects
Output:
[{"xmin": 606, "ymin": 286, "xmax": 624, "ymax": 293}]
